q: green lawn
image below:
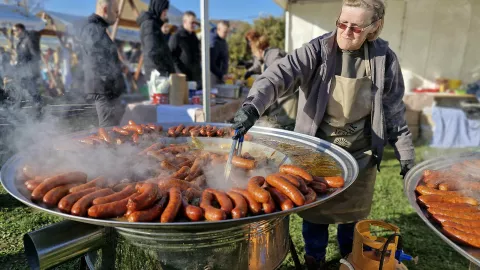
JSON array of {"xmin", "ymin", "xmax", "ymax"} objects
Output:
[{"xmin": 0, "ymin": 146, "xmax": 473, "ymax": 269}]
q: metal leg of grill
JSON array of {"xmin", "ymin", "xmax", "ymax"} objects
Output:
[{"xmin": 289, "ymin": 235, "xmax": 302, "ymax": 270}]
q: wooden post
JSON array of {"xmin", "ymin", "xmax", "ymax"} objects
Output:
[
  {"xmin": 109, "ymin": 0, "xmax": 126, "ymax": 41},
  {"xmin": 134, "ymin": 53, "xmax": 143, "ymax": 81},
  {"xmin": 128, "ymin": 0, "xmax": 139, "ymax": 18}
]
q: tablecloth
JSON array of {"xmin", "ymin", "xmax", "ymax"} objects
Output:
[{"xmin": 430, "ymin": 106, "xmax": 480, "ymax": 148}]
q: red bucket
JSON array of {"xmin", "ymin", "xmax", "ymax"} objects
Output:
[{"xmin": 152, "ymin": 93, "xmax": 169, "ymax": 105}]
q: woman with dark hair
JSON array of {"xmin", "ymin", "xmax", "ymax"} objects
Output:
[{"xmin": 137, "ymin": 0, "xmax": 175, "ymax": 79}]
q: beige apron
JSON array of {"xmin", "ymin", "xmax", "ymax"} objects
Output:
[{"xmin": 300, "ymin": 44, "xmax": 378, "ymax": 224}]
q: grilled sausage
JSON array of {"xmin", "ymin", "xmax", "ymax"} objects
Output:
[
  {"xmin": 205, "ymin": 188, "xmax": 234, "ymax": 214},
  {"xmin": 190, "ymin": 129, "xmax": 200, "ymax": 137},
  {"xmin": 71, "ymin": 188, "xmax": 114, "ymax": 216},
  {"xmin": 206, "ymin": 127, "xmax": 218, "ymax": 137},
  {"xmin": 161, "ymin": 160, "xmax": 179, "ymax": 171},
  {"xmin": 43, "ymin": 184, "xmax": 77, "ymax": 207},
  {"xmin": 279, "ymin": 165, "xmax": 313, "ymax": 183},
  {"xmin": 262, "ymin": 197, "xmax": 277, "ymax": 214},
  {"xmin": 427, "ymin": 208, "xmax": 480, "ymax": 220},
  {"xmin": 127, "ymin": 183, "xmax": 159, "ymax": 212},
  {"xmin": 309, "ymin": 181, "xmax": 328, "ymax": 194},
  {"xmin": 227, "ymin": 191, "xmax": 248, "ymax": 219},
  {"xmin": 25, "ymin": 178, "xmax": 45, "ymax": 191},
  {"xmin": 415, "ymin": 185, "xmax": 460, "ymax": 196},
  {"xmin": 98, "ymin": 128, "xmax": 112, "ymax": 144},
  {"xmin": 88, "ymin": 193, "xmax": 138, "ymax": 218},
  {"xmin": 418, "ymin": 194, "xmax": 479, "ymax": 206},
  {"xmin": 431, "ymin": 214, "xmax": 480, "ymax": 227},
  {"xmin": 247, "ymin": 176, "xmax": 270, "ymax": 203},
  {"xmin": 182, "ymin": 196, "xmax": 204, "ymax": 221},
  {"xmin": 160, "ymin": 187, "xmax": 182, "ymax": 223},
  {"xmin": 265, "ymin": 187, "xmax": 294, "ymax": 211},
  {"xmin": 442, "ymin": 226, "xmax": 480, "ymax": 248},
  {"xmin": 304, "ymin": 187, "xmax": 317, "ymax": 204},
  {"xmin": 93, "ymin": 185, "xmax": 136, "ymax": 205},
  {"xmin": 22, "ymin": 165, "xmax": 42, "ymax": 179},
  {"xmin": 265, "ymin": 174, "xmax": 305, "ymax": 206},
  {"xmin": 132, "ymin": 133, "xmax": 140, "ymax": 144},
  {"xmin": 231, "ymin": 156, "xmax": 256, "ymax": 170},
  {"xmin": 174, "ymin": 124, "xmax": 185, "ymax": 137},
  {"xmin": 230, "ymin": 188, "xmax": 262, "ymax": 215},
  {"xmin": 438, "ymin": 182, "xmax": 462, "ymax": 191},
  {"xmin": 279, "ymin": 173, "xmax": 309, "ymax": 194},
  {"xmin": 112, "ymin": 127, "xmax": 130, "ymax": 136},
  {"xmin": 216, "ymin": 128, "xmax": 225, "ymax": 137},
  {"xmin": 443, "ymin": 222, "xmax": 480, "ymax": 235},
  {"xmin": 171, "ymin": 166, "xmax": 190, "ymax": 180},
  {"xmin": 168, "ymin": 127, "xmax": 177, "ymax": 137},
  {"xmin": 31, "ymin": 172, "xmax": 87, "ymax": 201},
  {"xmin": 127, "ymin": 120, "xmax": 144, "ymax": 134},
  {"xmin": 138, "ymin": 143, "xmax": 163, "ymax": 156},
  {"xmin": 69, "ymin": 177, "xmax": 106, "ymax": 193},
  {"xmin": 192, "ymin": 175, "xmax": 207, "ymax": 187},
  {"xmin": 157, "ymin": 178, "xmax": 202, "ymax": 192},
  {"xmin": 112, "ymin": 182, "xmax": 133, "ymax": 192},
  {"xmin": 200, "ymin": 190, "xmax": 227, "ymax": 221},
  {"xmin": 425, "ymin": 202, "xmax": 479, "ymax": 212},
  {"xmin": 313, "ymin": 176, "xmax": 345, "ymax": 188},
  {"xmin": 128, "ymin": 196, "xmax": 168, "ymax": 222},
  {"xmin": 58, "ymin": 187, "xmax": 98, "ymax": 213},
  {"xmin": 182, "ymin": 126, "xmax": 195, "ymax": 136}
]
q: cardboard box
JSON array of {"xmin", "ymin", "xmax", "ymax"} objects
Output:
[
  {"xmin": 404, "ymin": 110, "xmax": 420, "ymax": 126},
  {"xmin": 403, "ymin": 94, "xmax": 435, "ymax": 111}
]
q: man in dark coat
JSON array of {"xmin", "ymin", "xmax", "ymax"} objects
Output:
[
  {"xmin": 169, "ymin": 11, "xmax": 201, "ymax": 84},
  {"xmin": 210, "ymin": 21, "xmax": 230, "ymax": 85},
  {"xmin": 137, "ymin": 0, "xmax": 174, "ymax": 79},
  {"xmin": 77, "ymin": 0, "xmax": 126, "ymax": 127},
  {"xmin": 13, "ymin": 23, "xmax": 42, "ymax": 110}
]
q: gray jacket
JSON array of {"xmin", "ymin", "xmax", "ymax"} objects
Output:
[{"xmin": 244, "ymin": 31, "xmax": 415, "ymax": 169}]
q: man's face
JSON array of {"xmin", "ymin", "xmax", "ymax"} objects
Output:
[
  {"xmin": 104, "ymin": 0, "xmax": 119, "ymax": 25},
  {"xmin": 161, "ymin": 9, "xmax": 168, "ymax": 22},
  {"xmin": 13, "ymin": 27, "xmax": 22, "ymax": 38},
  {"xmin": 183, "ymin": 15, "xmax": 196, "ymax": 33},
  {"xmin": 217, "ymin": 24, "xmax": 229, "ymax": 39}
]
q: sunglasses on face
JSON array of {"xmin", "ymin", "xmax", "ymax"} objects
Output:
[{"xmin": 336, "ymin": 19, "xmax": 378, "ymax": 34}]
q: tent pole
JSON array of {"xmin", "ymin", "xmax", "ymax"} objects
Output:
[
  {"xmin": 201, "ymin": 0, "xmax": 211, "ymax": 122},
  {"xmin": 109, "ymin": 0, "xmax": 126, "ymax": 40},
  {"xmin": 134, "ymin": 53, "xmax": 144, "ymax": 81}
]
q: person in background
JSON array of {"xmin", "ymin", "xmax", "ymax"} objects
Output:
[
  {"xmin": 12, "ymin": 23, "xmax": 42, "ymax": 112},
  {"xmin": 169, "ymin": 11, "xmax": 201, "ymax": 84},
  {"xmin": 61, "ymin": 43, "xmax": 73, "ymax": 92},
  {"xmin": 77, "ymin": 0, "xmax": 126, "ymax": 127},
  {"xmin": 137, "ymin": 0, "xmax": 174, "ymax": 80},
  {"xmin": 243, "ymin": 29, "xmax": 262, "ymax": 80},
  {"xmin": 161, "ymin": 23, "xmax": 171, "ymax": 42},
  {"xmin": 210, "ymin": 20, "xmax": 230, "ymax": 85},
  {"xmin": 128, "ymin": 42, "xmax": 142, "ymax": 64},
  {"xmin": 247, "ymin": 31, "xmax": 297, "ymax": 130},
  {"xmin": 231, "ymin": 1, "xmax": 415, "ymax": 268}
]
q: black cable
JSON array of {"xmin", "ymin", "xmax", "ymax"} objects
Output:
[{"xmin": 379, "ymin": 233, "xmax": 401, "ymax": 270}]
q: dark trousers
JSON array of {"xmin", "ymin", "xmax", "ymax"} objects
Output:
[
  {"xmin": 87, "ymin": 95, "xmax": 124, "ymax": 127},
  {"xmin": 302, "ymin": 220, "xmax": 357, "ymax": 262}
]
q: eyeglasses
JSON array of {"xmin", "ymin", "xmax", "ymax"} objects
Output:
[{"xmin": 336, "ymin": 20, "xmax": 378, "ymax": 34}]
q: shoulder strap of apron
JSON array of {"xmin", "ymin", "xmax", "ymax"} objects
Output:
[{"xmin": 364, "ymin": 43, "xmax": 371, "ymax": 77}]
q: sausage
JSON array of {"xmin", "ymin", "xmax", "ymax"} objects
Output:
[
  {"xmin": 132, "ymin": 133, "xmax": 140, "ymax": 144},
  {"xmin": 128, "ymin": 120, "xmax": 144, "ymax": 134},
  {"xmin": 190, "ymin": 129, "xmax": 200, "ymax": 137},
  {"xmin": 182, "ymin": 126, "xmax": 195, "ymax": 136},
  {"xmin": 247, "ymin": 176, "xmax": 270, "ymax": 203},
  {"xmin": 200, "ymin": 190, "xmax": 226, "ymax": 221},
  {"xmin": 231, "ymin": 188, "xmax": 262, "ymax": 215},
  {"xmin": 242, "ymin": 152, "xmax": 255, "ymax": 160},
  {"xmin": 43, "ymin": 184, "xmax": 77, "ymax": 207},
  {"xmin": 262, "ymin": 197, "xmax": 277, "ymax": 214},
  {"xmin": 98, "ymin": 128, "xmax": 112, "ymax": 144},
  {"xmin": 71, "ymin": 188, "xmax": 114, "ymax": 216},
  {"xmin": 88, "ymin": 193, "xmax": 138, "ymax": 218},
  {"xmin": 182, "ymin": 197, "xmax": 204, "ymax": 221},
  {"xmin": 206, "ymin": 127, "xmax": 218, "ymax": 137},
  {"xmin": 192, "ymin": 175, "xmax": 207, "ymax": 187},
  {"xmin": 231, "ymin": 156, "xmax": 256, "ymax": 170},
  {"xmin": 426, "ymin": 208, "xmax": 480, "ymax": 220},
  {"xmin": 438, "ymin": 182, "xmax": 462, "ymax": 191},
  {"xmin": 31, "ymin": 172, "xmax": 88, "ymax": 201},
  {"xmin": 168, "ymin": 127, "xmax": 177, "ymax": 137},
  {"xmin": 171, "ymin": 166, "xmax": 190, "ymax": 180},
  {"xmin": 177, "ymin": 160, "xmax": 194, "ymax": 168},
  {"xmin": 431, "ymin": 214, "xmax": 480, "ymax": 227},
  {"xmin": 127, "ymin": 183, "xmax": 159, "ymax": 212},
  {"xmin": 93, "ymin": 185, "xmax": 136, "ymax": 205},
  {"xmin": 205, "ymin": 188, "xmax": 234, "ymax": 214},
  {"xmin": 112, "ymin": 182, "xmax": 133, "ymax": 192},
  {"xmin": 309, "ymin": 181, "xmax": 328, "ymax": 194},
  {"xmin": 313, "ymin": 176, "xmax": 345, "ymax": 188},
  {"xmin": 161, "ymin": 160, "xmax": 179, "ymax": 171},
  {"xmin": 424, "ymin": 202, "xmax": 479, "ymax": 212},
  {"xmin": 265, "ymin": 187, "xmax": 294, "ymax": 211},
  {"xmin": 69, "ymin": 177, "xmax": 106, "ymax": 193},
  {"xmin": 279, "ymin": 165, "xmax": 313, "ymax": 183},
  {"xmin": 157, "ymin": 179, "xmax": 202, "ymax": 192},
  {"xmin": 173, "ymin": 124, "xmax": 184, "ymax": 136},
  {"xmin": 243, "ymin": 134, "xmax": 253, "ymax": 141},
  {"xmin": 138, "ymin": 143, "xmax": 163, "ymax": 156},
  {"xmin": 265, "ymin": 174, "xmax": 305, "ymax": 206},
  {"xmin": 415, "ymin": 185, "xmax": 460, "ymax": 196},
  {"xmin": 422, "ymin": 169, "xmax": 442, "ymax": 183},
  {"xmin": 25, "ymin": 178, "xmax": 45, "ymax": 191},
  {"xmin": 417, "ymin": 194, "xmax": 479, "ymax": 207},
  {"xmin": 127, "ymin": 196, "xmax": 168, "ymax": 222},
  {"xmin": 22, "ymin": 165, "xmax": 41, "ymax": 179},
  {"xmin": 304, "ymin": 187, "xmax": 317, "ymax": 204},
  {"xmin": 159, "ymin": 187, "xmax": 182, "ymax": 223},
  {"xmin": 112, "ymin": 127, "xmax": 130, "ymax": 136},
  {"xmin": 442, "ymin": 226, "xmax": 480, "ymax": 248},
  {"xmin": 226, "ymin": 191, "xmax": 248, "ymax": 219},
  {"xmin": 443, "ymin": 222, "xmax": 480, "ymax": 235},
  {"xmin": 216, "ymin": 128, "xmax": 225, "ymax": 137},
  {"xmin": 279, "ymin": 173, "xmax": 309, "ymax": 194},
  {"xmin": 199, "ymin": 127, "xmax": 208, "ymax": 136},
  {"xmin": 185, "ymin": 157, "xmax": 205, "ymax": 180},
  {"xmin": 184, "ymin": 187, "xmax": 203, "ymax": 200},
  {"xmin": 58, "ymin": 187, "xmax": 98, "ymax": 213}
]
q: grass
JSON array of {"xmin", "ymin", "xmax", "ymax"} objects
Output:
[{"xmin": 0, "ymin": 146, "xmax": 474, "ymax": 269}]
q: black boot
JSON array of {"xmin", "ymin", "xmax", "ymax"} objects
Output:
[{"xmin": 304, "ymin": 255, "xmax": 326, "ymax": 270}]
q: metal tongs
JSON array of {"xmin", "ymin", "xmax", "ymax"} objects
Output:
[{"xmin": 224, "ymin": 130, "xmax": 244, "ymax": 181}]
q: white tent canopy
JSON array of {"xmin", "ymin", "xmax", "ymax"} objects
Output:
[{"xmin": 0, "ymin": 3, "xmax": 45, "ymax": 30}]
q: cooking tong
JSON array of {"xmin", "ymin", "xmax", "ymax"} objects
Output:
[{"xmin": 224, "ymin": 130, "xmax": 244, "ymax": 181}]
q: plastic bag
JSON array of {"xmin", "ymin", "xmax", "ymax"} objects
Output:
[{"xmin": 148, "ymin": 70, "xmax": 170, "ymax": 98}]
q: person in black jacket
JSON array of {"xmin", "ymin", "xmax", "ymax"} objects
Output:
[
  {"xmin": 77, "ymin": 0, "xmax": 126, "ymax": 127},
  {"xmin": 210, "ymin": 21, "xmax": 230, "ymax": 85},
  {"xmin": 137, "ymin": 0, "xmax": 174, "ymax": 80},
  {"xmin": 12, "ymin": 23, "xmax": 42, "ymax": 110},
  {"xmin": 169, "ymin": 11, "xmax": 201, "ymax": 84}
]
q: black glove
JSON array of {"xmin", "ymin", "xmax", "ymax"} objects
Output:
[
  {"xmin": 244, "ymin": 71, "xmax": 253, "ymax": 80},
  {"xmin": 400, "ymin": 160, "xmax": 415, "ymax": 179},
  {"xmin": 231, "ymin": 105, "xmax": 260, "ymax": 139}
]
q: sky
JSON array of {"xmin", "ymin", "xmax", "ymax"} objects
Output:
[{"xmin": 43, "ymin": 0, "xmax": 284, "ymax": 22}]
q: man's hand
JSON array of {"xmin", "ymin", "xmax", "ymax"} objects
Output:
[
  {"xmin": 400, "ymin": 159, "xmax": 415, "ymax": 179},
  {"xmin": 231, "ymin": 105, "xmax": 260, "ymax": 139}
]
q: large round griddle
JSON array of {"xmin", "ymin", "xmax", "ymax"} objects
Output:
[{"xmin": 1, "ymin": 123, "xmax": 359, "ymax": 230}]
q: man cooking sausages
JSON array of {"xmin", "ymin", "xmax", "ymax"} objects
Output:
[
  {"xmin": 77, "ymin": 0, "xmax": 126, "ymax": 127},
  {"xmin": 230, "ymin": 0, "xmax": 415, "ymax": 268}
]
